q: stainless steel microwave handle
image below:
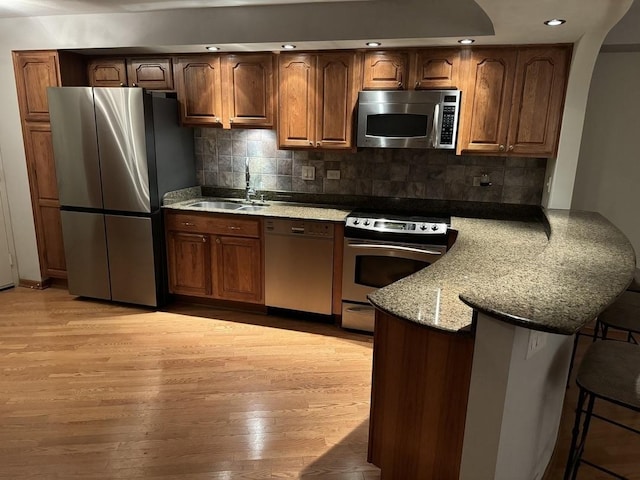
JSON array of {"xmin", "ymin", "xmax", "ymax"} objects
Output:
[
  {"xmin": 429, "ymin": 103, "xmax": 440, "ymax": 148},
  {"xmin": 347, "ymin": 242, "xmax": 443, "ymax": 256}
]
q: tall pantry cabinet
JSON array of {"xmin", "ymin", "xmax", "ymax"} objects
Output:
[{"xmin": 12, "ymin": 50, "xmax": 86, "ymax": 285}]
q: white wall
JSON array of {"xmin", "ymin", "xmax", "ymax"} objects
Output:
[
  {"xmin": 0, "ymin": 152, "xmax": 16, "ymax": 288},
  {"xmin": 572, "ymin": 51, "xmax": 640, "ymax": 259}
]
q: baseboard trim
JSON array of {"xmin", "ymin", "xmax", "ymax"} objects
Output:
[{"xmin": 19, "ymin": 278, "xmax": 52, "ymax": 290}]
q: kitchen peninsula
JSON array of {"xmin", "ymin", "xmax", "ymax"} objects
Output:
[{"xmin": 164, "ymin": 189, "xmax": 636, "ymax": 480}]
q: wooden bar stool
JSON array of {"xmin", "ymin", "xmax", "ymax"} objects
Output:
[
  {"xmin": 564, "ymin": 341, "xmax": 640, "ymax": 479},
  {"xmin": 597, "ymin": 291, "xmax": 640, "ymax": 344}
]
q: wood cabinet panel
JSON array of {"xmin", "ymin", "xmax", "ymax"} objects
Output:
[
  {"xmin": 508, "ymin": 46, "xmax": 569, "ymax": 156},
  {"xmin": 165, "ymin": 211, "xmax": 260, "ymax": 237},
  {"xmin": 87, "ymin": 58, "xmax": 127, "ymax": 87},
  {"xmin": 174, "ymin": 56, "xmax": 224, "ymax": 126},
  {"xmin": 12, "ymin": 51, "xmax": 60, "ymax": 122},
  {"xmin": 25, "ymin": 124, "xmax": 58, "ymax": 201},
  {"xmin": 459, "ymin": 49, "xmax": 517, "ymax": 154},
  {"xmin": 414, "ymin": 48, "xmax": 460, "ymax": 89},
  {"xmin": 369, "ymin": 310, "xmax": 474, "ymax": 479},
  {"xmin": 213, "ymin": 236, "xmax": 263, "ymax": 303},
  {"xmin": 127, "ymin": 58, "xmax": 174, "ymax": 90},
  {"xmin": 278, "ymin": 54, "xmax": 316, "ymax": 148},
  {"xmin": 362, "ymin": 51, "xmax": 408, "ymax": 90},
  {"xmin": 167, "ymin": 231, "xmax": 212, "ymax": 297},
  {"xmin": 316, "ymin": 52, "xmax": 358, "ymax": 148},
  {"xmin": 225, "ymin": 54, "xmax": 274, "ymax": 128},
  {"xmin": 39, "ymin": 205, "xmax": 66, "ymax": 277}
]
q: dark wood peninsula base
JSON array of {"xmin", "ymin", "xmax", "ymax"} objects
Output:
[{"xmin": 368, "ymin": 310, "xmax": 474, "ymax": 479}]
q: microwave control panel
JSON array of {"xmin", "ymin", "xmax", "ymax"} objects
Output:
[{"xmin": 440, "ymin": 105, "xmax": 457, "ymax": 146}]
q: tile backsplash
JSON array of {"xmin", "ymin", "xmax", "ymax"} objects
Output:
[{"xmin": 194, "ymin": 128, "xmax": 546, "ymax": 205}]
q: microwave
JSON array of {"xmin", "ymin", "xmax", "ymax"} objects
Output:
[{"xmin": 356, "ymin": 89, "xmax": 461, "ymax": 149}]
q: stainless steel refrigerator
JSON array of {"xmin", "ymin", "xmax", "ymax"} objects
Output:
[{"xmin": 47, "ymin": 87, "xmax": 195, "ymax": 307}]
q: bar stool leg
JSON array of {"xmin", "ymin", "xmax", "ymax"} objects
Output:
[
  {"xmin": 572, "ymin": 393, "xmax": 596, "ymax": 480},
  {"xmin": 564, "ymin": 388, "xmax": 587, "ymax": 480}
]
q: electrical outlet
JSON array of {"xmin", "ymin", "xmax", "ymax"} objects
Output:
[
  {"xmin": 526, "ymin": 330, "xmax": 548, "ymax": 359},
  {"xmin": 327, "ymin": 169, "xmax": 341, "ymax": 180},
  {"xmin": 301, "ymin": 166, "xmax": 315, "ymax": 180}
]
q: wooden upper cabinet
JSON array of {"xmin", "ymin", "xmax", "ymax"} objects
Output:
[
  {"xmin": 87, "ymin": 57, "xmax": 173, "ymax": 89},
  {"xmin": 459, "ymin": 45, "xmax": 570, "ymax": 157},
  {"xmin": 507, "ymin": 46, "xmax": 570, "ymax": 157},
  {"xmin": 127, "ymin": 58, "xmax": 174, "ymax": 90},
  {"xmin": 224, "ymin": 54, "xmax": 274, "ymax": 128},
  {"xmin": 459, "ymin": 48, "xmax": 518, "ymax": 154},
  {"xmin": 316, "ymin": 52, "xmax": 359, "ymax": 149},
  {"xmin": 12, "ymin": 51, "xmax": 61, "ymax": 122},
  {"xmin": 413, "ymin": 48, "xmax": 460, "ymax": 89},
  {"xmin": 278, "ymin": 52, "xmax": 360, "ymax": 149},
  {"xmin": 87, "ymin": 58, "xmax": 127, "ymax": 87},
  {"xmin": 362, "ymin": 51, "xmax": 409, "ymax": 90},
  {"xmin": 278, "ymin": 54, "xmax": 316, "ymax": 148},
  {"xmin": 174, "ymin": 55, "xmax": 224, "ymax": 126}
]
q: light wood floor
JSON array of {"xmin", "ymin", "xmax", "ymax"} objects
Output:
[
  {"xmin": 1, "ymin": 287, "xmax": 638, "ymax": 479},
  {"xmin": 0, "ymin": 287, "xmax": 379, "ymax": 479}
]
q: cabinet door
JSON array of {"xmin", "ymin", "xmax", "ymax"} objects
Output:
[
  {"xmin": 167, "ymin": 231, "xmax": 212, "ymax": 297},
  {"xmin": 127, "ymin": 58, "xmax": 174, "ymax": 90},
  {"xmin": 213, "ymin": 236, "xmax": 263, "ymax": 304},
  {"xmin": 414, "ymin": 48, "xmax": 460, "ymax": 89},
  {"xmin": 87, "ymin": 58, "xmax": 127, "ymax": 87},
  {"xmin": 278, "ymin": 54, "xmax": 316, "ymax": 148},
  {"xmin": 225, "ymin": 54, "xmax": 275, "ymax": 128},
  {"xmin": 458, "ymin": 48, "xmax": 517, "ymax": 154},
  {"xmin": 12, "ymin": 51, "xmax": 61, "ymax": 122},
  {"xmin": 23, "ymin": 122, "xmax": 66, "ymax": 278},
  {"xmin": 362, "ymin": 51, "xmax": 408, "ymax": 90},
  {"xmin": 316, "ymin": 52, "xmax": 359, "ymax": 149},
  {"xmin": 507, "ymin": 46, "xmax": 570, "ymax": 157},
  {"xmin": 174, "ymin": 56, "xmax": 224, "ymax": 126}
]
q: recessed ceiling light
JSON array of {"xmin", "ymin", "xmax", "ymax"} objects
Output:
[
  {"xmin": 544, "ymin": 19, "xmax": 566, "ymax": 26},
  {"xmin": 366, "ymin": 42, "xmax": 381, "ymax": 47},
  {"xmin": 282, "ymin": 44, "xmax": 296, "ymax": 50},
  {"xmin": 206, "ymin": 46, "xmax": 219, "ymax": 51},
  {"xmin": 458, "ymin": 38, "xmax": 475, "ymax": 45}
]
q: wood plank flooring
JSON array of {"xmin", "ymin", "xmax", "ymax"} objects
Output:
[
  {"xmin": 1, "ymin": 287, "xmax": 638, "ymax": 479},
  {"xmin": 0, "ymin": 287, "xmax": 379, "ymax": 479}
]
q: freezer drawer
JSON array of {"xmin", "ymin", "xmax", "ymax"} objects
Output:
[
  {"xmin": 105, "ymin": 215, "xmax": 159, "ymax": 307},
  {"xmin": 60, "ymin": 210, "xmax": 111, "ymax": 300}
]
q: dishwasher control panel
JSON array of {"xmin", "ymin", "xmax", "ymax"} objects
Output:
[{"xmin": 264, "ymin": 219, "xmax": 335, "ymax": 238}]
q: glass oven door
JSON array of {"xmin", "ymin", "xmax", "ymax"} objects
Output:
[{"xmin": 342, "ymin": 238, "xmax": 446, "ymax": 304}]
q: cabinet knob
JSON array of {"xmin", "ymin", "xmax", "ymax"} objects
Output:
[
  {"xmin": 215, "ymin": 238, "xmax": 221, "ymax": 244},
  {"xmin": 508, "ymin": 145, "xmax": 514, "ymax": 151},
  {"xmin": 182, "ymin": 222, "xmax": 195, "ymax": 226},
  {"xmin": 229, "ymin": 118, "xmax": 233, "ymax": 123},
  {"xmin": 203, "ymin": 236, "xmax": 207, "ymax": 243},
  {"xmin": 316, "ymin": 142, "xmax": 321, "ymax": 147},
  {"xmin": 227, "ymin": 226, "xmax": 241, "ymax": 230},
  {"xmin": 132, "ymin": 83, "xmax": 137, "ymax": 87},
  {"xmin": 397, "ymin": 81, "xmax": 403, "ymax": 88},
  {"xmin": 309, "ymin": 141, "xmax": 313, "ymax": 145},
  {"xmin": 415, "ymin": 81, "xmax": 420, "ymax": 88},
  {"xmin": 499, "ymin": 144, "xmax": 505, "ymax": 151},
  {"xmin": 215, "ymin": 117, "xmax": 220, "ymax": 123},
  {"xmin": 119, "ymin": 82, "xmax": 124, "ymax": 87}
]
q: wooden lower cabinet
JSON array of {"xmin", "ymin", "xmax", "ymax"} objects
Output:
[
  {"xmin": 167, "ymin": 231, "xmax": 212, "ymax": 297},
  {"xmin": 213, "ymin": 236, "xmax": 262, "ymax": 303},
  {"xmin": 165, "ymin": 212, "xmax": 263, "ymax": 304}
]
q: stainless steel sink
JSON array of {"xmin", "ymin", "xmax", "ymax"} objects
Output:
[
  {"xmin": 187, "ymin": 200, "xmax": 268, "ymax": 211},
  {"xmin": 187, "ymin": 201, "xmax": 243, "ymax": 210}
]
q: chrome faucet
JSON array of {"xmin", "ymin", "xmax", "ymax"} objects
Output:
[{"xmin": 245, "ymin": 157, "xmax": 255, "ymax": 202}]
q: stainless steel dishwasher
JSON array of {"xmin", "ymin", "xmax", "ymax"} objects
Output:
[{"xmin": 264, "ymin": 218, "xmax": 334, "ymax": 315}]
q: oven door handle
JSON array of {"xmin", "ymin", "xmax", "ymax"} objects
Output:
[{"xmin": 347, "ymin": 242, "xmax": 443, "ymax": 256}]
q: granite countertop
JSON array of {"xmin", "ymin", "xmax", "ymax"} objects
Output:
[
  {"xmin": 163, "ymin": 187, "xmax": 637, "ymax": 336},
  {"xmin": 369, "ymin": 210, "xmax": 636, "ymax": 335},
  {"xmin": 163, "ymin": 188, "xmax": 350, "ymax": 223}
]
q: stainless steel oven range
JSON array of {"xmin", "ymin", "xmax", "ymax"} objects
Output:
[{"xmin": 341, "ymin": 211, "xmax": 449, "ymax": 332}]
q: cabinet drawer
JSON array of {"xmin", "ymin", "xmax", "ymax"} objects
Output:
[{"xmin": 166, "ymin": 211, "xmax": 260, "ymax": 237}]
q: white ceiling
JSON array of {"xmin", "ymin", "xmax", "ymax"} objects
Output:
[{"xmin": 0, "ymin": 0, "xmax": 636, "ymax": 52}]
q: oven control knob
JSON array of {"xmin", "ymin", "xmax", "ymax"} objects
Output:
[
  {"xmin": 420, "ymin": 224, "xmax": 427, "ymax": 231},
  {"xmin": 353, "ymin": 219, "xmax": 360, "ymax": 225},
  {"xmin": 364, "ymin": 220, "xmax": 370, "ymax": 226},
  {"xmin": 431, "ymin": 225, "xmax": 439, "ymax": 231}
]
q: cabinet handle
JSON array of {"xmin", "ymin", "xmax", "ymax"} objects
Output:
[
  {"xmin": 181, "ymin": 222, "xmax": 195, "ymax": 226},
  {"xmin": 397, "ymin": 81, "xmax": 403, "ymax": 89},
  {"xmin": 215, "ymin": 238, "xmax": 221, "ymax": 244},
  {"xmin": 316, "ymin": 142, "xmax": 321, "ymax": 147},
  {"xmin": 508, "ymin": 145, "xmax": 514, "ymax": 151},
  {"xmin": 227, "ymin": 226, "xmax": 241, "ymax": 230},
  {"xmin": 229, "ymin": 118, "xmax": 233, "ymax": 123},
  {"xmin": 415, "ymin": 81, "xmax": 420, "ymax": 88},
  {"xmin": 499, "ymin": 144, "xmax": 505, "ymax": 151},
  {"xmin": 132, "ymin": 83, "xmax": 137, "ymax": 87},
  {"xmin": 119, "ymin": 82, "xmax": 124, "ymax": 87},
  {"xmin": 202, "ymin": 236, "xmax": 207, "ymax": 243},
  {"xmin": 215, "ymin": 117, "xmax": 220, "ymax": 123}
]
